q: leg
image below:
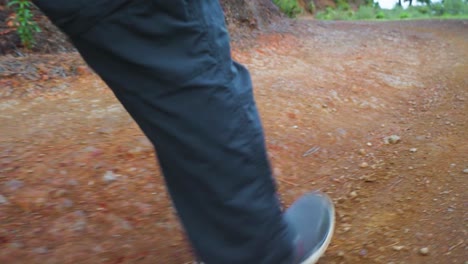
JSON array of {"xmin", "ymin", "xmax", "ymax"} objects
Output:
[{"xmin": 34, "ymin": 0, "xmax": 293, "ymax": 263}]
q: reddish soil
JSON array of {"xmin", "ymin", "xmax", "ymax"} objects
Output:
[{"xmin": 0, "ymin": 19, "xmax": 467, "ymax": 263}]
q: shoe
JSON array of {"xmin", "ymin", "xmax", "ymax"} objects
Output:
[{"xmin": 284, "ymin": 192, "xmax": 335, "ymax": 264}]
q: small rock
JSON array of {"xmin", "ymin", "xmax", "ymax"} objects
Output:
[
  {"xmin": 409, "ymin": 148, "xmax": 418, "ymax": 153},
  {"xmin": 93, "ymin": 245, "xmax": 104, "ymax": 253},
  {"xmin": 8, "ymin": 242, "xmax": 24, "ymax": 249},
  {"xmin": 0, "ymin": 194, "xmax": 9, "ymax": 205},
  {"xmin": 76, "ymin": 65, "xmax": 91, "ymax": 75},
  {"xmin": 384, "ymin": 135, "xmax": 401, "ymax": 144},
  {"xmin": 33, "ymin": 247, "xmax": 48, "ymax": 254},
  {"xmin": 366, "ymin": 142, "xmax": 373, "ymax": 146},
  {"xmin": 55, "ymin": 198, "xmax": 74, "ymax": 211},
  {"xmin": 337, "ymin": 250, "xmax": 345, "ymax": 257},
  {"xmin": 392, "ymin": 245, "xmax": 405, "ymax": 251},
  {"xmin": 361, "ymin": 175, "xmax": 376, "ymax": 182},
  {"xmin": 359, "ymin": 162, "xmax": 369, "ymax": 168},
  {"xmin": 462, "ymin": 169, "xmax": 468, "ymax": 174},
  {"xmin": 359, "ymin": 249, "xmax": 368, "ymax": 256},
  {"xmin": 5, "ymin": 180, "xmax": 24, "ymax": 191},
  {"xmin": 273, "ymin": 167, "xmax": 282, "ymax": 177},
  {"xmin": 62, "ymin": 199, "xmax": 74, "ymax": 207},
  {"xmin": 83, "ymin": 146, "xmax": 98, "ymax": 153},
  {"xmin": 128, "ymin": 147, "xmax": 145, "ymax": 155},
  {"xmin": 350, "ymin": 191, "xmax": 358, "ymax": 198},
  {"xmin": 358, "ymin": 149, "xmax": 366, "ymax": 155},
  {"xmin": 137, "ymin": 136, "xmax": 153, "ymax": 147},
  {"xmin": 337, "ymin": 128, "xmax": 347, "ymax": 136},
  {"xmin": 67, "ymin": 179, "xmax": 79, "ymax": 186},
  {"xmin": 103, "ymin": 171, "xmax": 118, "ymax": 183},
  {"xmin": 127, "ymin": 167, "xmax": 137, "ymax": 173},
  {"xmin": 419, "ymin": 247, "xmax": 429, "ymax": 256}
]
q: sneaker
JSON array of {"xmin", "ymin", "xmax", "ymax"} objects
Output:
[{"xmin": 284, "ymin": 192, "xmax": 335, "ymax": 264}]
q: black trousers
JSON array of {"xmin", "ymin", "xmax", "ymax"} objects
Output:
[{"xmin": 34, "ymin": 1, "xmax": 293, "ymax": 263}]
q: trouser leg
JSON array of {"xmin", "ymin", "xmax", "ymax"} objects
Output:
[{"xmin": 34, "ymin": 1, "xmax": 293, "ymax": 263}]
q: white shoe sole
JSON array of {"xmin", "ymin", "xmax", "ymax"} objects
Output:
[{"xmin": 300, "ymin": 199, "xmax": 335, "ymax": 264}]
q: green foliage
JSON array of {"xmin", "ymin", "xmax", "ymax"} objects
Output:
[
  {"xmin": 388, "ymin": 5, "xmax": 405, "ymax": 18},
  {"xmin": 272, "ymin": 0, "xmax": 304, "ymax": 18},
  {"xmin": 399, "ymin": 11, "xmax": 410, "ymax": 18},
  {"xmin": 316, "ymin": 6, "xmax": 354, "ymax": 20},
  {"xmin": 430, "ymin": 2, "xmax": 445, "ymax": 15},
  {"xmin": 336, "ymin": 0, "xmax": 351, "ymax": 11},
  {"xmin": 376, "ymin": 11, "xmax": 385, "ymax": 18},
  {"xmin": 355, "ymin": 5, "xmax": 375, "ymax": 19},
  {"xmin": 416, "ymin": 5, "xmax": 430, "ymax": 14},
  {"xmin": 315, "ymin": 0, "xmax": 468, "ymax": 20},
  {"xmin": 308, "ymin": 1, "xmax": 316, "ymax": 14},
  {"xmin": 403, "ymin": 6, "xmax": 432, "ymax": 17},
  {"xmin": 444, "ymin": 0, "xmax": 466, "ymax": 14},
  {"xmin": 7, "ymin": 0, "xmax": 41, "ymax": 49}
]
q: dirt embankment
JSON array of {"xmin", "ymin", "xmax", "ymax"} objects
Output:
[{"xmin": 0, "ymin": 1, "xmax": 283, "ymax": 55}]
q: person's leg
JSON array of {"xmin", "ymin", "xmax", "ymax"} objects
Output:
[{"xmin": 34, "ymin": 0, "xmax": 294, "ymax": 263}]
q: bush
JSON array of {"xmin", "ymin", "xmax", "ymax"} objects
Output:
[
  {"xmin": 355, "ymin": 6, "xmax": 375, "ymax": 19},
  {"xmin": 405, "ymin": 6, "xmax": 427, "ymax": 18},
  {"xmin": 416, "ymin": 5, "xmax": 430, "ymax": 14},
  {"xmin": 464, "ymin": 2, "xmax": 468, "ymax": 15},
  {"xmin": 444, "ymin": 0, "xmax": 465, "ymax": 15},
  {"xmin": 7, "ymin": 0, "xmax": 41, "ymax": 49},
  {"xmin": 315, "ymin": 6, "xmax": 354, "ymax": 20},
  {"xmin": 430, "ymin": 3, "xmax": 445, "ymax": 15},
  {"xmin": 332, "ymin": 10, "xmax": 354, "ymax": 19},
  {"xmin": 272, "ymin": 0, "xmax": 304, "ymax": 18},
  {"xmin": 336, "ymin": 0, "xmax": 351, "ymax": 11},
  {"xmin": 376, "ymin": 11, "xmax": 385, "ymax": 19},
  {"xmin": 308, "ymin": 1, "xmax": 316, "ymax": 14},
  {"xmin": 399, "ymin": 12, "xmax": 409, "ymax": 18}
]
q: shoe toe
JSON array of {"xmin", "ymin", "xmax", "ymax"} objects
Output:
[{"xmin": 284, "ymin": 192, "xmax": 335, "ymax": 263}]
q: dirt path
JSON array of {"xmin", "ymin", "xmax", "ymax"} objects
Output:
[{"xmin": 0, "ymin": 20, "xmax": 467, "ymax": 264}]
